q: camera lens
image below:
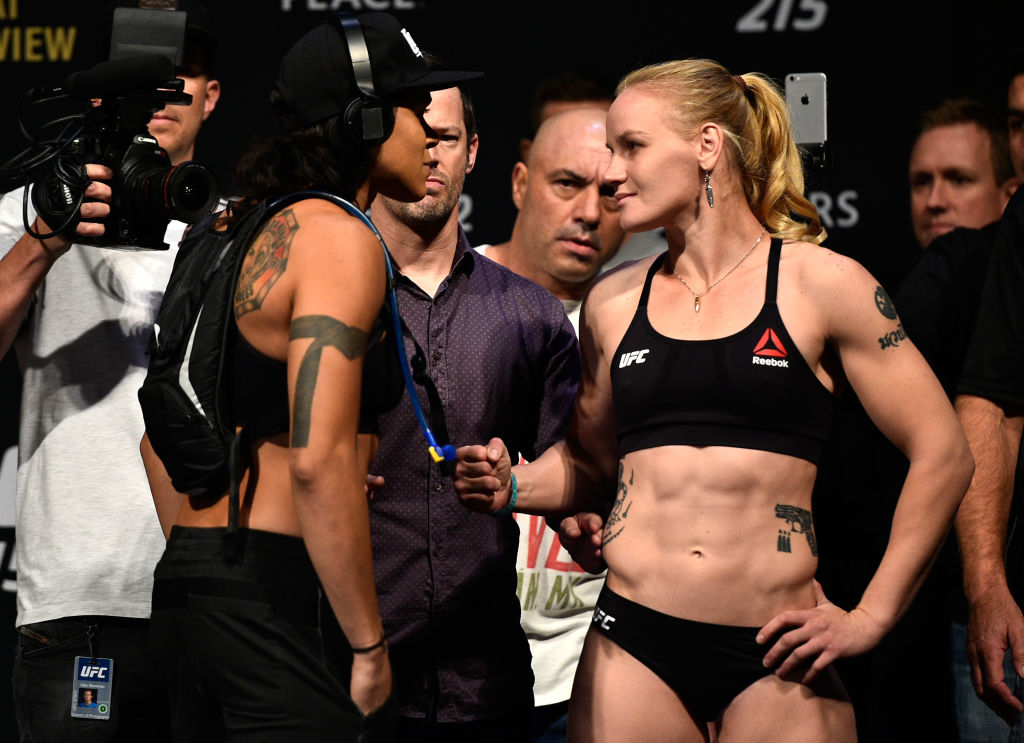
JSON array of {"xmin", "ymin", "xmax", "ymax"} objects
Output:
[{"xmin": 152, "ymin": 162, "xmax": 219, "ymax": 223}]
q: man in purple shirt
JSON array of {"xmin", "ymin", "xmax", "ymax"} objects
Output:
[{"xmin": 368, "ymin": 86, "xmax": 579, "ymax": 742}]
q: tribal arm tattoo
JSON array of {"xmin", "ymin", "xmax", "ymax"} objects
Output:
[
  {"xmin": 234, "ymin": 209, "xmax": 299, "ymax": 317},
  {"xmin": 774, "ymin": 503, "xmax": 818, "ymax": 557},
  {"xmin": 873, "ymin": 284, "xmax": 907, "ymax": 350},
  {"xmin": 603, "ymin": 461, "xmax": 634, "ymax": 546},
  {"xmin": 289, "ymin": 315, "xmax": 370, "ymax": 447}
]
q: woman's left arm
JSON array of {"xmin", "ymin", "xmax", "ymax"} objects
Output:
[
  {"xmin": 760, "ymin": 249, "xmax": 974, "ymax": 681},
  {"xmin": 140, "ymin": 431, "xmax": 184, "ymax": 540}
]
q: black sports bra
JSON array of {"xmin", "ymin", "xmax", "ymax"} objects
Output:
[
  {"xmin": 232, "ymin": 303, "xmax": 403, "ymax": 436},
  {"xmin": 610, "ymin": 238, "xmax": 834, "ymax": 464}
]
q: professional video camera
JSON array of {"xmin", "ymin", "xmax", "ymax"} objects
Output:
[{"xmin": 0, "ymin": 7, "xmax": 219, "ymax": 250}]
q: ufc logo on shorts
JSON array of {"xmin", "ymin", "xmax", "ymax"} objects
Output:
[
  {"xmin": 80, "ymin": 666, "xmax": 108, "ymax": 679},
  {"xmin": 593, "ymin": 608, "xmax": 616, "ymax": 631},
  {"xmin": 618, "ymin": 349, "xmax": 649, "ymax": 368}
]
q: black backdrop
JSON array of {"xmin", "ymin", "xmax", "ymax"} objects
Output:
[{"xmin": 2, "ymin": 0, "xmax": 1023, "ymax": 737}]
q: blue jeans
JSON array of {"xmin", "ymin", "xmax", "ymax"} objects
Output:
[
  {"xmin": 13, "ymin": 615, "xmax": 170, "ymax": 743},
  {"xmin": 951, "ymin": 621, "xmax": 1024, "ymax": 742}
]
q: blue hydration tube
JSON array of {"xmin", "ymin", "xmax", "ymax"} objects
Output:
[{"xmin": 269, "ymin": 190, "xmax": 456, "ymax": 463}]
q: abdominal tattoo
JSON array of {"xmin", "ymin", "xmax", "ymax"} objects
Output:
[
  {"xmin": 774, "ymin": 503, "xmax": 818, "ymax": 556},
  {"xmin": 288, "ymin": 315, "xmax": 369, "ymax": 447},
  {"xmin": 874, "ymin": 285, "xmax": 907, "ymax": 350},
  {"xmin": 603, "ymin": 462, "xmax": 634, "ymax": 546},
  {"xmin": 234, "ymin": 209, "xmax": 299, "ymax": 317}
]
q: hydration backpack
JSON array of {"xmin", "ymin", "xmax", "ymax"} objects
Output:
[{"xmin": 138, "ymin": 191, "xmax": 389, "ymax": 533}]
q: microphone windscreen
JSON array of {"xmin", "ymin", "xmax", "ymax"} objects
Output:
[{"xmin": 64, "ymin": 55, "xmax": 175, "ymax": 100}]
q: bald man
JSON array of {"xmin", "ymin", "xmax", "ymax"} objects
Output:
[
  {"xmin": 478, "ymin": 107, "xmax": 623, "ymax": 742},
  {"xmin": 518, "ymin": 70, "xmax": 614, "ymax": 162},
  {"xmin": 483, "ymin": 107, "xmax": 625, "ymax": 326}
]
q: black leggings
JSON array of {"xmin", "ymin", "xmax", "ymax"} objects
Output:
[{"xmin": 151, "ymin": 526, "xmax": 394, "ymax": 742}]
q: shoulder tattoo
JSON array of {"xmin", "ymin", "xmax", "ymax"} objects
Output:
[
  {"xmin": 873, "ymin": 285, "xmax": 907, "ymax": 350},
  {"xmin": 289, "ymin": 315, "xmax": 370, "ymax": 447},
  {"xmin": 874, "ymin": 285, "xmax": 898, "ymax": 320},
  {"xmin": 878, "ymin": 323, "xmax": 907, "ymax": 350},
  {"xmin": 234, "ymin": 209, "xmax": 299, "ymax": 317}
]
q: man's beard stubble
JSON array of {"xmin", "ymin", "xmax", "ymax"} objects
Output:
[{"xmin": 387, "ymin": 168, "xmax": 463, "ymax": 228}]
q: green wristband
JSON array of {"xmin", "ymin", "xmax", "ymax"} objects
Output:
[{"xmin": 493, "ymin": 472, "xmax": 518, "ymax": 517}]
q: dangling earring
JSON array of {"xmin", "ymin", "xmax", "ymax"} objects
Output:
[{"xmin": 704, "ymin": 169, "xmax": 714, "ymax": 208}]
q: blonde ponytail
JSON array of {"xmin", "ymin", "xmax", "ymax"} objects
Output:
[{"xmin": 617, "ymin": 60, "xmax": 827, "ymax": 245}]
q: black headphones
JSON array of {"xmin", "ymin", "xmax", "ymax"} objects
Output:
[{"xmin": 336, "ymin": 14, "xmax": 394, "ymax": 146}]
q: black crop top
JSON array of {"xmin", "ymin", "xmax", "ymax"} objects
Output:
[
  {"xmin": 232, "ymin": 302, "xmax": 403, "ymax": 436},
  {"xmin": 610, "ymin": 238, "xmax": 834, "ymax": 464}
]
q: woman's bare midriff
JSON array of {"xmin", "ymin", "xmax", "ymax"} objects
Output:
[
  {"xmin": 174, "ymin": 434, "xmax": 302, "ymax": 536},
  {"xmin": 602, "ymin": 444, "xmax": 821, "ymax": 627}
]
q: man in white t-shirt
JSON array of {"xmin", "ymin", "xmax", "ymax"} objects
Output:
[
  {"xmin": 0, "ymin": 4, "xmax": 220, "ymax": 740},
  {"xmin": 479, "ymin": 107, "xmax": 624, "ymax": 741}
]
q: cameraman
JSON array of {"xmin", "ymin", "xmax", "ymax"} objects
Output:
[{"xmin": 0, "ymin": 3, "xmax": 220, "ymax": 740}]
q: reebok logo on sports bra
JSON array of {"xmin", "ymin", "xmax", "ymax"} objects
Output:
[
  {"xmin": 619, "ymin": 349, "xmax": 650, "ymax": 368},
  {"xmin": 752, "ymin": 328, "xmax": 789, "ymax": 367}
]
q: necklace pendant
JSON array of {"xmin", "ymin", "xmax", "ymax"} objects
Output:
[{"xmin": 694, "ymin": 296, "xmax": 701, "ymax": 313}]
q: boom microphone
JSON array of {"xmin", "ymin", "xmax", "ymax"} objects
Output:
[{"xmin": 64, "ymin": 55, "xmax": 176, "ymax": 100}]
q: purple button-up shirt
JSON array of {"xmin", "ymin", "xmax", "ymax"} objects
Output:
[{"xmin": 369, "ymin": 227, "xmax": 579, "ymax": 722}]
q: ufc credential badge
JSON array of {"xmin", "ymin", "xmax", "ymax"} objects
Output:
[{"xmin": 71, "ymin": 656, "xmax": 112, "ymax": 720}]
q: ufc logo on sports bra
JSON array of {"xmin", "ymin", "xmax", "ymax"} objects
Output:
[{"xmin": 618, "ymin": 349, "xmax": 649, "ymax": 368}]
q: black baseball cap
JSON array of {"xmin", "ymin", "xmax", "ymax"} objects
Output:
[{"xmin": 274, "ymin": 13, "xmax": 482, "ymax": 128}]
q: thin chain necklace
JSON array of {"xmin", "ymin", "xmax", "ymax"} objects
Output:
[{"xmin": 671, "ymin": 228, "xmax": 767, "ymax": 313}]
